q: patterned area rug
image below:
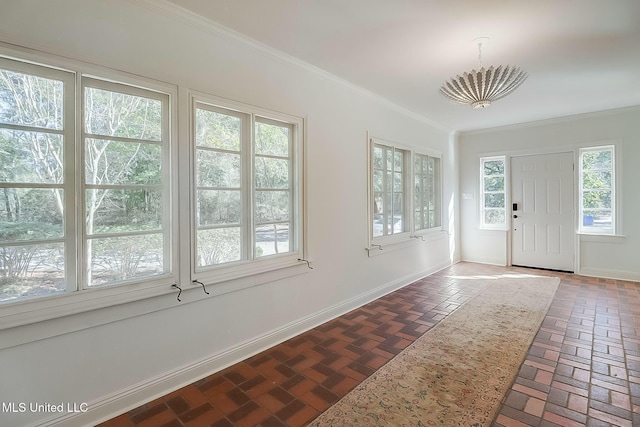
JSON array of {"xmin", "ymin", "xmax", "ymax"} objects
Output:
[{"xmin": 309, "ymin": 274, "xmax": 561, "ymax": 427}]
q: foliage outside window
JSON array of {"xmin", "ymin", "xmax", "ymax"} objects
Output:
[
  {"xmin": 254, "ymin": 119, "xmax": 295, "ymax": 258},
  {"xmin": 372, "ymin": 143, "xmax": 407, "ymax": 238},
  {"xmin": 0, "ymin": 58, "xmax": 172, "ymax": 305},
  {"xmin": 0, "ymin": 52, "xmax": 305, "ymax": 330},
  {"xmin": 480, "ymin": 156, "xmax": 507, "ymax": 229},
  {"xmin": 83, "ymin": 79, "xmax": 170, "ymax": 287},
  {"xmin": 414, "ymin": 154, "xmax": 441, "ymax": 231},
  {"xmin": 0, "ymin": 63, "xmax": 71, "ymax": 302},
  {"xmin": 370, "ymin": 139, "xmax": 442, "ymax": 241},
  {"xmin": 579, "ymin": 146, "xmax": 615, "ymax": 234},
  {"xmin": 194, "ymin": 106, "xmax": 243, "ymax": 267},
  {"xmin": 194, "ymin": 99, "xmax": 298, "ymax": 273}
]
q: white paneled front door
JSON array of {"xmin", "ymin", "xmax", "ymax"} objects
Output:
[{"xmin": 511, "ymin": 152, "xmax": 575, "ymax": 271}]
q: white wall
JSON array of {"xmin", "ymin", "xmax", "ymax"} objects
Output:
[
  {"xmin": 459, "ymin": 106, "xmax": 640, "ymax": 280},
  {"xmin": 0, "ymin": 1, "xmax": 458, "ymax": 426}
]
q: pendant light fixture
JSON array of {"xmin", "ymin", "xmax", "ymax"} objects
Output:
[{"xmin": 440, "ymin": 38, "xmax": 527, "ymax": 109}]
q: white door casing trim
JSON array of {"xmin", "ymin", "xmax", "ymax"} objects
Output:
[{"xmin": 510, "ymin": 152, "xmax": 575, "ymax": 272}]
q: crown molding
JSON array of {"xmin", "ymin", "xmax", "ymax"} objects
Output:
[
  {"xmin": 130, "ymin": 0, "xmax": 448, "ymax": 131},
  {"xmin": 460, "ymin": 104, "xmax": 640, "ymax": 136}
]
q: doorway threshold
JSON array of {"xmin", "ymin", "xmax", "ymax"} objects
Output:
[{"xmin": 512, "ymin": 265, "xmax": 574, "ymax": 274}]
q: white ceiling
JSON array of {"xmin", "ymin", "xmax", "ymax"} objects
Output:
[{"xmin": 165, "ymin": 0, "xmax": 640, "ymax": 132}]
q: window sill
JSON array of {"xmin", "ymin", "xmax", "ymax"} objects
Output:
[
  {"xmin": 0, "ymin": 261, "xmax": 311, "ymax": 350},
  {"xmin": 0, "ymin": 276, "xmax": 177, "ymax": 332},
  {"xmin": 367, "ymin": 230, "xmax": 448, "ymax": 257},
  {"xmin": 478, "ymin": 226, "xmax": 508, "ymax": 232},
  {"xmin": 194, "ymin": 257, "xmax": 312, "ymax": 298},
  {"xmin": 578, "ymin": 233, "xmax": 626, "ymax": 243}
]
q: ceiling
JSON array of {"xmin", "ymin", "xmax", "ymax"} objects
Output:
[{"xmin": 165, "ymin": 0, "xmax": 640, "ymax": 132}]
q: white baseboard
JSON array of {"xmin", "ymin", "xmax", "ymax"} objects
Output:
[
  {"xmin": 459, "ymin": 256, "xmax": 507, "ymax": 267},
  {"xmin": 460, "ymin": 258, "xmax": 640, "ymax": 283},
  {"xmin": 36, "ymin": 259, "xmax": 452, "ymax": 427},
  {"xmin": 578, "ymin": 267, "xmax": 640, "ymax": 283}
]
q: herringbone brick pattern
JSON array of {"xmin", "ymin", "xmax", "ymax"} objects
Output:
[
  {"xmin": 494, "ymin": 273, "xmax": 640, "ymax": 427},
  {"xmin": 99, "ymin": 263, "xmax": 640, "ymax": 427}
]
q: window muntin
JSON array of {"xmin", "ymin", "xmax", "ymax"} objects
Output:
[
  {"xmin": 254, "ymin": 118, "xmax": 294, "ymax": 258},
  {"xmin": 480, "ymin": 156, "xmax": 507, "ymax": 229},
  {"xmin": 414, "ymin": 153, "xmax": 441, "ymax": 231},
  {"xmin": 372, "ymin": 143, "xmax": 407, "ymax": 238},
  {"xmin": 194, "ymin": 101, "xmax": 299, "ymax": 272},
  {"xmin": 579, "ymin": 146, "xmax": 615, "ymax": 234},
  {"xmin": 0, "ymin": 61, "xmax": 73, "ymax": 303},
  {"xmin": 82, "ymin": 79, "xmax": 171, "ymax": 287},
  {"xmin": 0, "ymin": 69, "xmax": 64, "ymax": 130},
  {"xmin": 370, "ymin": 139, "xmax": 442, "ymax": 242},
  {"xmin": 0, "ymin": 56, "xmax": 173, "ymax": 305},
  {"xmin": 194, "ymin": 105, "xmax": 245, "ymax": 268},
  {"xmin": 0, "ymin": 50, "xmax": 306, "ymax": 329}
]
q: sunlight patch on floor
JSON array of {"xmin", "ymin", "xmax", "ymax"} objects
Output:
[{"xmin": 447, "ymin": 273, "xmax": 547, "ymax": 280}]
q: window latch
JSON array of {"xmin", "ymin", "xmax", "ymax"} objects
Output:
[
  {"xmin": 298, "ymin": 258, "xmax": 314, "ymax": 269},
  {"xmin": 171, "ymin": 284, "xmax": 182, "ymax": 302},
  {"xmin": 192, "ymin": 280, "xmax": 210, "ymax": 295}
]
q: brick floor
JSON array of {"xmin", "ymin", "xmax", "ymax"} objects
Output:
[
  {"xmin": 98, "ymin": 262, "xmax": 640, "ymax": 427},
  {"xmin": 493, "ymin": 270, "xmax": 640, "ymax": 427}
]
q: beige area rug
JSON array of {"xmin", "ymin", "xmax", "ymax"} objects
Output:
[{"xmin": 309, "ymin": 275, "xmax": 561, "ymax": 427}]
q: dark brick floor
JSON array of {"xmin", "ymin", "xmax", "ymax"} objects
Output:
[{"xmin": 99, "ymin": 262, "xmax": 640, "ymax": 427}]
